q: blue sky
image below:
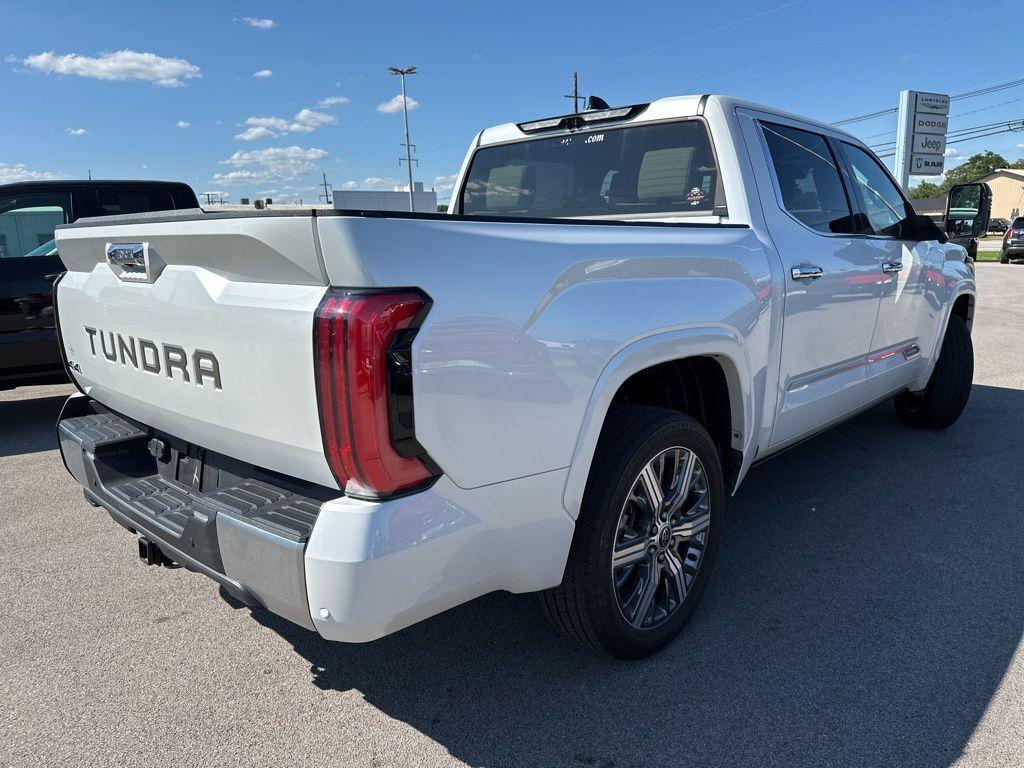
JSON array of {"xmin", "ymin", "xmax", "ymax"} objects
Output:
[{"xmin": 3, "ymin": 0, "xmax": 1024, "ymax": 203}]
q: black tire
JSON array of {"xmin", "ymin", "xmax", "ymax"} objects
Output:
[
  {"xmin": 894, "ymin": 314, "xmax": 973, "ymax": 429},
  {"xmin": 540, "ymin": 404, "xmax": 724, "ymax": 659},
  {"xmin": 1000, "ymin": 252, "xmax": 1010, "ymax": 264}
]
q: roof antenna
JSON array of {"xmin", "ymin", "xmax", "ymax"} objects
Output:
[{"xmin": 586, "ymin": 95, "xmax": 611, "ymax": 111}]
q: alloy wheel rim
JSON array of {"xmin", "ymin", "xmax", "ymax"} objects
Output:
[{"xmin": 611, "ymin": 446, "xmax": 711, "ymax": 630}]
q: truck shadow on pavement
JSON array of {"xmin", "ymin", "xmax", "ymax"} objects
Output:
[
  {"xmin": 253, "ymin": 383, "xmax": 1024, "ymax": 767},
  {"xmin": 0, "ymin": 392, "xmax": 69, "ymax": 458}
]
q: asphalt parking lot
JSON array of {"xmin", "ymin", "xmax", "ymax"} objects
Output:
[{"xmin": 1, "ymin": 263, "xmax": 1022, "ymax": 768}]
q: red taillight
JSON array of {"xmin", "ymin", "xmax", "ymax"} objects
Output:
[
  {"xmin": 1006, "ymin": 228, "xmax": 1016, "ymax": 240},
  {"xmin": 314, "ymin": 290, "xmax": 436, "ymax": 498}
]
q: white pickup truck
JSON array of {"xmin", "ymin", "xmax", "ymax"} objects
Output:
[{"xmin": 53, "ymin": 95, "xmax": 989, "ymax": 659}]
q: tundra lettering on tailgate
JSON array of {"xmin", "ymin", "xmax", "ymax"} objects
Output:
[{"xmin": 81, "ymin": 326, "xmax": 222, "ymax": 390}]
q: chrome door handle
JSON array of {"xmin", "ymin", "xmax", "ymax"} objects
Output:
[
  {"xmin": 882, "ymin": 261, "xmax": 903, "ymax": 273},
  {"xmin": 791, "ymin": 265, "xmax": 823, "ymax": 281}
]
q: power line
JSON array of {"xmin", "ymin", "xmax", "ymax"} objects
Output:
[
  {"xmin": 834, "ymin": 76, "xmax": 1024, "ymax": 126},
  {"xmin": 869, "ymin": 117, "xmax": 1024, "ymax": 150}
]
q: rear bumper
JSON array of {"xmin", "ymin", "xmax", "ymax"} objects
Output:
[
  {"xmin": 57, "ymin": 394, "xmax": 575, "ymax": 642},
  {"xmin": 57, "ymin": 395, "xmax": 324, "ymax": 630}
]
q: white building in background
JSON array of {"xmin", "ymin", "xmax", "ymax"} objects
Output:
[{"xmin": 333, "ymin": 181, "xmax": 438, "ymax": 213}]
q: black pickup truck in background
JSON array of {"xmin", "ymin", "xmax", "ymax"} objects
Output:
[{"xmin": 0, "ymin": 180, "xmax": 199, "ymax": 390}]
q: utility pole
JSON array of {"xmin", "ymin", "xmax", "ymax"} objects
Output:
[
  {"xmin": 87, "ymin": 169, "xmax": 92, "ymax": 180},
  {"xmin": 389, "ymin": 66, "xmax": 418, "ymax": 212},
  {"xmin": 319, "ymin": 171, "xmax": 333, "ymax": 205},
  {"xmin": 563, "ymin": 71, "xmax": 582, "ymax": 114}
]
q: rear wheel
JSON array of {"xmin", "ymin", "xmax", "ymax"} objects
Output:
[
  {"xmin": 1000, "ymin": 252, "xmax": 1010, "ymax": 264},
  {"xmin": 894, "ymin": 314, "xmax": 973, "ymax": 429},
  {"xmin": 541, "ymin": 405, "xmax": 724, "ymax": 659}
]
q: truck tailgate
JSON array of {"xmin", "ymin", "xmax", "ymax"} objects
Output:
[{"xmin": 55, "ymin": 214, "xmax": 337, "ymax": 489}]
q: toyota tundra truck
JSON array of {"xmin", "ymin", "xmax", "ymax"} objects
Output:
[{"xmin": 52, "ymin": 95, "xmax": 988, "ymax": 659}]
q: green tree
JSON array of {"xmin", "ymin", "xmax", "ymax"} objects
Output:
[
  {"xmin": 909, "ymin": 181, "xmax": 943, "ymax": 199},
  {"xmin": 940, "ymin": 151, "xmax": 1008, "ymax": 190}
]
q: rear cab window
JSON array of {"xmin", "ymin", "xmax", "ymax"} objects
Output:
[
  {"xmin": 96, "ymin": 188, "xmax": 175, "ymax": 215},
  {"xmin": 0, "ymin": 191, "xmax": 71, "ymax": 259},
  {"xmin": 460, "ymin": 120, "xmax": 724, "ymax": 220}
]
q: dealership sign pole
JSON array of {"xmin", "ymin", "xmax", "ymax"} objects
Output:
[{"xmin": 894, "ymin": 90, "xmax": 950, "ymax": 191}]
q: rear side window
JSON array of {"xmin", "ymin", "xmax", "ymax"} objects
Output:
[
  {"xmin": 96, "ymin": 189, "xmax": 175, "ymax": 215},
  {"xmin": 0, "ymin": 191, "xmax": 71, "ymax": 259},
  {"xmin": 760, "ymin": 122, "xmax": 854, "ymax": 234},
  {"xmin": 461, "ymin": 120, "xmax": 723, "ymax": 219}
]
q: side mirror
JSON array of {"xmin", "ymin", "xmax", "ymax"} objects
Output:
[
  {"xmin": 908, "ymin": 214, "xmax": 947, "ymax": 244},
  {"xmin": 946, "ymin": 182, "xmax": 992, "ymax": 240}
]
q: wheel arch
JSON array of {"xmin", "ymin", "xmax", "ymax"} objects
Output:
[
  {"xmin": 951, "ymin": 290, "xmax": 974, "ymax": 332},
  {"xmin": 910, "ymin": 284, "xmax": 976, "ymax": 392},
  {"xmin": 562, "ymin": 327, "xmax": 755, "ymax": 520}
]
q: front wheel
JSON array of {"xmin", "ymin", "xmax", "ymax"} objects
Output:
[
  {"xmin": 540, "ymin": 405, "xmax": 724, "ymax": 659},
  {"xmin": 894, "ymin": 314, "xmax": 973, "ymax": 429}
]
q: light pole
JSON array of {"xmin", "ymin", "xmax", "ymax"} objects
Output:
[{"xmin": 388, "ymin": 66, "xmax": 418, "ymax": 212}]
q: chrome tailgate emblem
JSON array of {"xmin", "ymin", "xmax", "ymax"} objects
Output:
[{"xmin": 106, "ymin": 242, "xmax": 153, "ymax": 281}]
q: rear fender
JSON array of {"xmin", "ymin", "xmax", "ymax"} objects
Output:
[{"xmin": 562, "ymin": 326, "xmax": 755, "ymax": 519}]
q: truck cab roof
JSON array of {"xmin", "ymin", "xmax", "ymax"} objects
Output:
[
  {"xmin": 476, "ymin": 94, "xmax": 859, "ymax": 147},
  {"xmin": 0, "ymin": 179, "xmax": 196, "ymax": 192}
]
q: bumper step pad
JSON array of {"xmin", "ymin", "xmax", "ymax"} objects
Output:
[
  {"xmin": 58, "ymin": 400, "xmax": 327, "ymax": 543},
  {"xmin": 58, "ymin": 411, "xmax": 147, "ymax": 452}
]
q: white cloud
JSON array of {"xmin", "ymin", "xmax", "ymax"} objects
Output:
[
  {"xmin": 292, "ymin": 108, "xmax": 333, "ymax": 129},
  {"xmin": 944, "ymin": 147, "xmax": 959, "ymax": 157},
  {"xmin": 235, "ymin": 125, "xmax": 276, "ymax": 141},
  {"xmin": 65, "ymin": 127, "xmax": 86, "ymax": 136},
  {"xmin": 237, "ymin": 17, "xmax": 276, "ymax": 29},
  {"xmin": 318, "ymin": 95, "xmax": 350, "ymax": 107},
  {"xmin": 433, "ymin": 173, "xmax": 458, "ymax": 200},
  {"xmin": 377, "ymin": 94, "xmax": 419, "ymax": 114},
  {"xmin": 235, "ymin": 108, "xmax": 336, "ymax": 140},
  {"xmin": 253, "ymin": 69, "xmax": 273, "ymax": 78},
  {"xmin": 213, "ymin": 145, "xmax": 328, "ymax": 185},
  {"xmin": 0, "ymin": 162, "xmax": 61, "ymax": 183},
  {"xmin": 17, "ymin": 50, "xmax": 200, "ymax": 87},
  {"xmin": 176, "ymin": 120, "xmax": 191, "ymax": 129},
  {"xmin": 339, "ymin": 176, "xmax": 404, "ymax": 191}
]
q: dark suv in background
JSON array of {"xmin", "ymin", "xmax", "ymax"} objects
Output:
[
  {"xmin": 1000, "ymin": 216, "xmax": 1024, "ymax": 263},
  {"xmin": 0, "ymin": 180, "xmax": 199, "ymax": 389},
  {"xmin": 988, "ymin": 217, "xmax": 1010, "ymax": 234}
]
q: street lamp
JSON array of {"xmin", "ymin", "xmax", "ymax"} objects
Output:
[{"xmin": 388, "ymin": 66, "xmax": 418, "ymax": 212}]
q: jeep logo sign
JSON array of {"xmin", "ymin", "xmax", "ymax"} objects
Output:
[{"xmin": 912, "ymin": 133, "xmax": 946, "ymax": 155}]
